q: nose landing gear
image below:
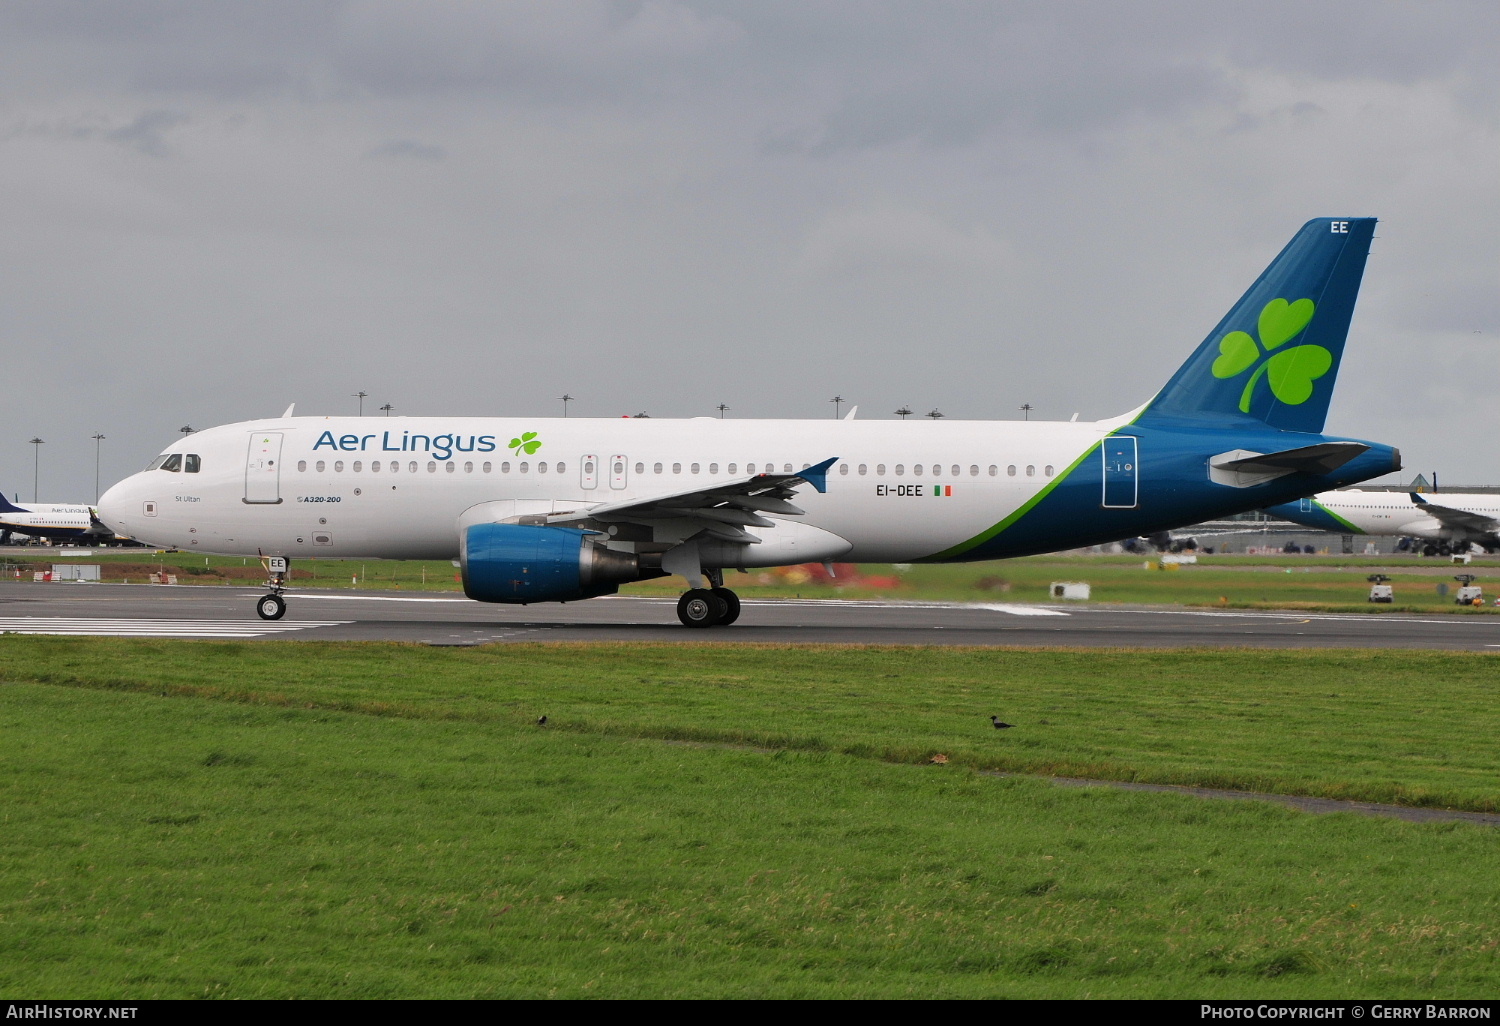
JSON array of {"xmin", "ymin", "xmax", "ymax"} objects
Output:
[{"xmin": 255, "ymin": 554, "xmax": 290, "ymax": 620}]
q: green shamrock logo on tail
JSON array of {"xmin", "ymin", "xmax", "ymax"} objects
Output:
[
  {"xmin": 1211, "ymin": 298, "xmax": 1330, "ymax": 412},
  {"xmin": 508, "ymin": 431, "xmax": 542, "ymax": 456}
]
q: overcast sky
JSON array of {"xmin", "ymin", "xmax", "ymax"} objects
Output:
[{"xmin": 2, "ymin": 0, "xmax": 1497, "ymax": 501}]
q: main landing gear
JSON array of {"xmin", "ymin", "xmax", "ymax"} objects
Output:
[
  {"xmin": 676, "ymin": 587, "xmax": 742, "ymax": 628},
  {"xmin": 255, "ymin": 555, "xmax": 290, "ymax": 621},
  {"xmin": 675, "ymin": 568, "xmax": 741, "ymax": 627}
]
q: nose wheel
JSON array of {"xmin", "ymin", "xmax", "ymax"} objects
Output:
[
  {"xmin": 676, "ymin": 587, "xmax": 741, "ymax": 627},
  {"xmin": 255, "ymin": 554, "xmax": 290, "ymax": 621}
]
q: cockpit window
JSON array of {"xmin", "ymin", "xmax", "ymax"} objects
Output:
[
  {"xmin": 184, "ymin": 454, "xmax": 201, "ymax": 473},
  {"xmin": 146, "ymin": 455, "xmax": 169, "ymax": 471},
  {"xmin": 159, "ymin": 454, "xmax": 182, "ymax": 472}
]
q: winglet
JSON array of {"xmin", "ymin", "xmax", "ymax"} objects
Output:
[
  {"xmin": 1410, "ymin": 492, "xmax": 1427, "ymax": 505},
  {"xmin": 282, "ymin": 403, "xmax": 296, "ymax": 418},
  {"xmin": 796, "ymin": 457, "xmax": 839, "ymax": 494}
]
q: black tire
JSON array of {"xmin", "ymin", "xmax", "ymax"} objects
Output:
[
  {"xmin": 677, "ymin": 589, "xmax": 721, "ymax": 628},
  {"xmin": 256, "ymin": 594, "xmax": 286, "ymax": 621},
  {"xmin": 711, "ymin": 588, "xmax": 741, "ymax": 625}
]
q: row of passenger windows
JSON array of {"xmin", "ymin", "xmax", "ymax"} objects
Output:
[
  {"xmin": 294, "ymin": 459, "xmax": 1056, "ymax": 478},
  {"xmin": 838, "ymin": 463, "xmax": 1054, "ymax": 478}
]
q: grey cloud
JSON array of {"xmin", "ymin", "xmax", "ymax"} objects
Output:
[
  {"xmin": 364, "ymin": 139, "xmax": 446, "ymax": 161},
  {"xmin": 104, "ymin": 109, "xmax": 189, "ymax": 156},
  {"xmin": 1, "ymin": 1, "xmax": 1498, "ymax": 497}
]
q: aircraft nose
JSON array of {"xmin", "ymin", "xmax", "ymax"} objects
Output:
[{"xmin": 96, "ymin": 477, "xmax": 139, "ymax": 536}]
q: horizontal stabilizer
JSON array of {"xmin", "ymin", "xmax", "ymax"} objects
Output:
[
  {"xmin": 1213, "ymin": 442, "xmax": 1370, "ymax": 476},
  {"xmin": 1209, "ymin": 441, "xmax": 1371, "ymax": 489}
]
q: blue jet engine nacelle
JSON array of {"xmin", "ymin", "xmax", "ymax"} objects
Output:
[{"xmin": 460, "ymin": 523, "xmax": 643, "ymax": 604}]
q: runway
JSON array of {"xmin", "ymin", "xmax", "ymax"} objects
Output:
[{"xmin": 4, "ymin": 580, "xmax": 1500, "ymax": 649}]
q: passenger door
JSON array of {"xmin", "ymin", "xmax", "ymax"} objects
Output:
[
  {"xmin": 244, "ymin": 432, "xmax": 284, "ymax": 504},
  {"xmin": 1102, "ymin": 436, "xmax": 1138, "ymax": 509}
]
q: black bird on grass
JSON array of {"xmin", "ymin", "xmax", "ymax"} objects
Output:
[
  {"xmin": 990, "ymin": 716, "xmax": 1013, "ymax": 730},
  {"xmin": 537, "ymin": 715, "xmax": 548, "ymax": 727}
]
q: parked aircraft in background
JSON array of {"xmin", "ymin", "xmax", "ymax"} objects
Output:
[
  {"xmin": 99, "ymin": 217, "xmax": 1399, "ymax": 626},
  {"xmin": 0, "ymin": 493, "xmax": 109, "ymax": 545},
  {"xmin": 1266, "ymin": 490, "xmax": 1500, "ymax": 555}
]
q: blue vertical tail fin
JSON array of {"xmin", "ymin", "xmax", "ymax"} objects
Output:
[{"xmin": 1139, "ymin": 217, "xmax": 1375, "ymax": 433}]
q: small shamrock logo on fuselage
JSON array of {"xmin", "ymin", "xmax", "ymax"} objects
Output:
[
  {"xmin": 508, "ymin": 431, "xmax": 542, "ymax": 456},
  {"xmin": 1211, "ymin": 298, "xmax": 1330, "ymax": 413}
]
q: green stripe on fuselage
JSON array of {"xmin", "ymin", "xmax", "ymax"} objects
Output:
[
  {"xmin": 920, "ymin": 439, "xmax": 1103, "ymax": 561},
  {"xmin": 1313, "ymin": 499, "xmax": 1362, "ymax": 533}
]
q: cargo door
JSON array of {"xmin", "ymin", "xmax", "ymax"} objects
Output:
[
  {"xmin": 1101, "ymin": 436, "xmax": 1138, "ymax": 509},
  {"xmin": 244, "ymin": 432, "xmax": 284, "ymax": 504}
]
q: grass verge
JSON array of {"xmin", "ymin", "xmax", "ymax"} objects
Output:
[
  {"xmin": 4, "ymin": 656, "xmax": 1500, "ymax": 997},
  {"xmin": 5, "ymin": 639, "xmax": 1500, "ymax": 811}
]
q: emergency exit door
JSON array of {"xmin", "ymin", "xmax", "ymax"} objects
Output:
[
  {"xmin": 1102, "ymin": 436, "xmax": 1138, "ymax": 509},
  {"xmin": 244, "ymin": 432, "xmax": 284, "ymax": 504}
]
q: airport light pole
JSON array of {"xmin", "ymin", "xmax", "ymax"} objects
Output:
[
  {"xmin": 894, "ymin": 406, "xmax": 913, "ymax": 420},
  {"xmin": 179, "ymin": 425, "xmax": 196, "ymax": 437},
  {"xmin": 380, "ymin": 404, "xmax": 394, "ymax": 417},
  {"xmin": 557, "ymin": 394, "xmax": 574, "ymax": 418},
  {"xmin": 29, "ymin": 437, "xmax": 42, "ymax": 502},
  {"xmin": 926, "ymin": 409, "xmax": 944, "ymax": 420},
  {"xmin": 1019, "ymin": 403, "xmax": 1033, "ymax": 421},
  {"xmin": 92, "ymin": 433, "xmax": 106, "ymax": 504},
  {"xmin": 830, "ymin": 396, "xmax": 844, "ymax": 419},
  {"xmin": 717, "ymin": 404, "xmax": 730, "ymax": 419},
  {"xmin": 353, "ymin": 391, "xmax": 368, "ymax": 416}
]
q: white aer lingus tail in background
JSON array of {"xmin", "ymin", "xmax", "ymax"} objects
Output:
[{"xmin": 98, "ymin": 218, "xmax": 1400, "ymax": 627}]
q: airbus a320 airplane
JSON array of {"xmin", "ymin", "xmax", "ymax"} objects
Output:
[
  {"xmin": 1266, "ymin": 489, "xmax": 1500, "ymax": 555},
  {"xmin": 99, "ymin": 218, "xmax": 1400, "ymax": 626},
  {"xmin": 0, "ymin": 494, "xmax": 110, "ymax": 546}
]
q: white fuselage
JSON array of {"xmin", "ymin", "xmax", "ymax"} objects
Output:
[
  {"xmin": 0, "ymin": 502, "xmax": 96, "ymax": 538},
  {"xmin": 1312, "ymin": 489, "xmax": 1500, "ymax": 541},
  {"xmin": 98, "ymin": 415, "xmax": 1121, "ymax": 562}
]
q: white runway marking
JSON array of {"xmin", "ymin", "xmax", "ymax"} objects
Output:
[
  {"xmin": 972, "ymin": 603, "xmax": 1071, "ymax": 617},
  {"xmin": 289, "ymin": 594, "xmax": 471, "ymax": 604},
  {"xmin": 741, "ymin": 598, "xmax": 1071, "ymax": 615},
  {"xmin": 0, "ymin": 618, "xmax": 349, "ymax": 638}
]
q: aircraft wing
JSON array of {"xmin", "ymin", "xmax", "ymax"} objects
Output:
[
  {"xmin": 1410, "ymin": 494, "xmax": 1500, "ymax": 535},
  {"xmin": 546, "ymin": 456, "xmax": 838, "ymax": 543}
]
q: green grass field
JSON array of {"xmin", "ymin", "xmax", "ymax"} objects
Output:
[{"xmin": 4, "ymin": 639, "xmax": 1500, "ymax": 997}]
